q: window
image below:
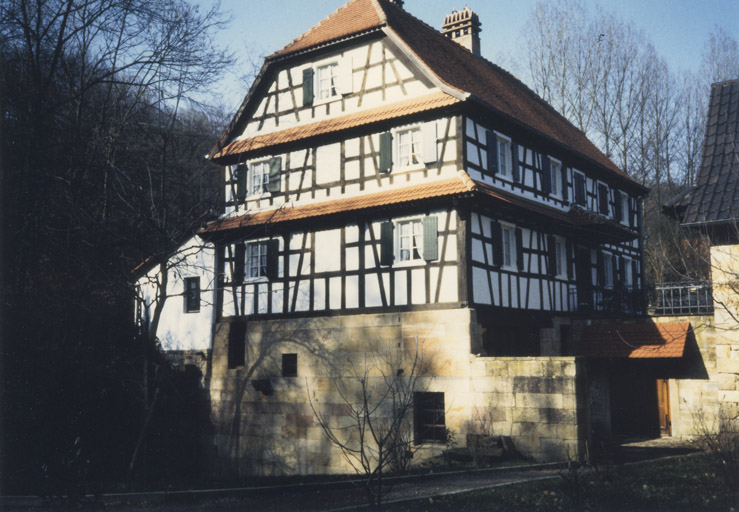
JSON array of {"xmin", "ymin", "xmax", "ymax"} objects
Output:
[
  {"xmin": 246, "ymin": 242, "xmax": 269, "ymax": 279},
  {"xmin": 317, "ymin": 62, "xmax": 339, "ymax": 100},
  {"xmin": 622, "ymin": 257, "xmax": 633, "ymax": 286},
  {"xmin": 603, "ymin": 252, "xmax": 614, "ymax": 289},
  {"xmin": 249, "ymin": 161, "xmax": 270, "ymax": 196},
  {"xmin": 228, "ymin": 320, "xmax": 246, "ymax": 369},
  {"xmin": 380, "ymin": 217, "xmax": 438, "ymax": 265},
  {"xmin": 620, "ymin": 193, "xmax": 630, "ymax": 225},
  {"xmin": 550, "ymin": 159, "xmax": 562, "ymax": 197},
  {"xmin": 502, "ymin": 226, "xmax": 515, "ymax": 268},
  {"xmin": 598, "ymin": 183, "xmax": 610, "ymax": 215},
  {"xmin": 398, "ymin": 219, "xmax": 423, "ymax": 262},
  {"xmin": 413, "ymin": 392, "xmax": 445, "ymax": 444},
  {"xmin": 396, "ymin": 128, "xmax": 422, "ymax": 168},
  {"xmin": 574, "ymin": 172, "xmax": 586, "ymax": 206},
  {"xmin": 498, "ymin": 137, "xmax": 512, "ymax": 178},
  {"xmin": 184, "ymin": 277, "xmax": 200, "ymax": 312},
  {"xmin": 282, "ymin": 353, "xmax": 298, "ymax": 377},
  {"xmin": 555, "ymin": 238, "xmax": 567, "ymax": 278}
]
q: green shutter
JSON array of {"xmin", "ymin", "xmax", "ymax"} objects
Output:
[
  {"xmin": 267, "ymin": 157, "xmax": 282, "ymax": 193},
  {"xmin": 614, "ymin": 190, "xmax": 623, "ymax": 222},
  {"xmin": 566, "ymin": 241, "xmax": 574, "ymax": 279},
  {"xmin": 486, "ymin": 130, "xmax": 498, "ymax": 174},
  {"xmin": 491, "ymin": 221, "xmax": 502, "ymax": 267},
  {"xmin": 302, "ymin": 68, "xmax": 314, "ymax": 106},
  {"xmin": 561, "ymin": 166, "xmax": 569, "ymax": 202},
  {"xmin": 379, "ymin": 132, "xmax": 393, "ymax": 173},
  {"xmin": 515, "ymin": 228, "xmax": 524, "ymax": 271},
  {"xmin": 380, "ymin": 221, "xmax": 394, "ymax": 265},
  {"xmin": 541, "ymin": 157, "xmax": 551, "ymax": 194},
  {"xmin": 266, "ymin": 239, "xmax": 279, "ymax": 280},
  {"xmin": 422, "ymin": 216, "xmax": 438, "ymax": 261},
  {"xmin": 234, "ymin": 243, "xmax": 245, "ymax": 283},
  {"xmin": 511, "ymin": 143, "xmax": 520, "ymax": 182},
  {"xmin": 236, "ymin": 164, "xmax": 247, "ymax": 201}
]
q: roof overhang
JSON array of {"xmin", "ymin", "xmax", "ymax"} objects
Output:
[{"xmin": 577, "ymin": 321, "xmax": 691, "ymax": 359}]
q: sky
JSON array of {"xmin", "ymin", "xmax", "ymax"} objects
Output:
[{"xmin": 203, "ymin": 0, "xmax": 738, "ymax": 111}]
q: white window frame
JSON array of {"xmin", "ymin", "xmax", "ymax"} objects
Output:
[
  {"xmin": 549, "ymin": 157, "xmax": 562, "ymax": 198},
  {"xmin": 497, "ymin": 134, "xmax": 512, "ymax": 179},
  {"xmin": 573, "ymin": 170, "xmax": 587, "ymax": 206},
  {"xmin": 620, "ymin": 192, "xmax": 630, "ymax": 226},
  {"xmin": 316, "ymin": 61, "xmax": 340, "ymax": 102},
  {"xmin": 245, "ymin": 240, "xmax": 269, "ymax": 281},
  {"xmin": 622, "ymin": 256, "xmax": 633, "ymax": 287},
  {"xmin": 394, "ymin": 127, "xmax": 423, "ymax": 169},
  {"xmin": 603, "ymin": 251, "xmax": 614, "ymax": 289},
  {"xmin": 554, "ymin": 236, "xmax": 567, "ymax": 278},
  {"xmin": 501, "ymin": 224, "xmax": 516, "ymax": 270},
  {"xmin": 247, "ymin": 160, "xmax": 271, "ymax": 197},
  {"xmin": 396, "ymin": 218, "xmax": 424, "ymax": 263}
]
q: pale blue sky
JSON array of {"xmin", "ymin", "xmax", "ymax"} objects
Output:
[{"xmin": 204, "ymin": 0, "xmax": 738, "ymax": 110}]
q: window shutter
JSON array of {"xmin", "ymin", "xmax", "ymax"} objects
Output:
[
  {"xmin": 515, "ymin": 228, "xmax": 524, "ymax": 271},
  {"xmin": 566, "ymin": 241, "xmax": 574, "ymax": 279},
  {"xmin": 612, "ymin": 255, "xmax": 618, "ymax": 285},
  {"xmin": 379, "ymin": 132, "xmax": 393, "ymax": 173},
  {"xmin": 486, "ymin": 130, "xmax": 498, "ymax": 174},
  {"xmin": 541, "ymin": 157, "xmax": 552, "ymax": 194},
  {"xmin": 561, "ymin": 166, "xmax": 569, "ymax": 202},
  {"xmin": 598, "ymin": 184, "xmax": 609, "ymax": 215},
  {"xmin": 422, "ymin": 122, "xmax": 438, "ymax": 164},
  {"xmin": 618, "ymin": 256, "xmax": 626, "ymax": 285},
  {"xmin": 380, "ymin": 221, "xmax": 394, "ymax": 266},
  {"xmin": 628, "ymin": 197, "xmax": 635, "ymax": 227},
  {"xmin": 266, "ymin": 239, "xmax": 280, "ymax": 280},
  {"xmin": 267, "ymin": 157, "xmax": 282, "ymax": 193},
  {"xmin": 575, "ymin": 174, "xmax": 586, "ymax": 205},
  {"xmin": 234, "ymin": 243, "xmax": 245, "ymax": 283},
  {"xmin": 614, "ymin": 190, "xmax": 623, "ymax": 221},
  {"xmin": 547, "ymin": 235, "xmax": 556, "ymax": 276},
  {"xmin": 511, "ymin": 143, "xmax": 520, "ymax": 182},
  {"xmin": 236, "ymin": 164, "xmax": 247, "ymax": 201},
  {"xmin": 302, "ymin": 68, "xmax": 314, "ymax": 106},
  {"xmin": 596, "ymin": 251, "xmax": 605, "ymax": 287},
  {"xmin": 338, "ymin": 56, "xmax": 353, "ymax": 94},
  {"xmin": 422, "ymin": 216, "xmax": 438, "ymax": 261},
  {"xmin": 491, "ymin": 221, "xmax": 502, "ymax": 267},
  {"xmin": 631, "ymin": 260, "xmax": 639, "ymax": 289}
]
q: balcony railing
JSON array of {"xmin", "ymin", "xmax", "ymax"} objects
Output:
[
  {"xmin": 650, "ymin": 281, "xmax": 713, "ymax": 316},
  {"xmin": 568, "ymin": 285, "xmax": 646, "ymax": 315}
]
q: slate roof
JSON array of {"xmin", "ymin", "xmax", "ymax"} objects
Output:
[
  {"xmin": 201, "ymin": 171, "xmax": 635, "ymax": 243},
  {"xmin": 213, "ymin": 92, "xmax": 459, "ymax": 160},
  {"xmin": 578, "ymin": 321, "xmax": 690, "ymax": 359},
  {"xmin": 667, "ymin": 79, "xmax": 739, "ymax": 226},
  {"xmin": 212, "ymin": 0, "xmax": 642, "ymax": 190}
]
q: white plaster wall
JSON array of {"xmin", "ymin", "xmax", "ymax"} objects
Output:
[{"xmin": 136, "ymin": 235, "xmax": 215, "ymax": 351}]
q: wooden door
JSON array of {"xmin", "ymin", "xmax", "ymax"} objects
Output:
[{"xmin": 656, "ymin": 379, "xmax": 671, "ymax": 436}]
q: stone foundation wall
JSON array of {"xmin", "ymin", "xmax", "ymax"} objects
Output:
[{"xmin": 207, "ymin": 309, "xmax": 586, "ymax": 477}]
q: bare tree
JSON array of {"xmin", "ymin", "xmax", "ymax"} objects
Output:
[{"xmin": 309, "ymin": 337, "xmax": 431, "ymax": 510}]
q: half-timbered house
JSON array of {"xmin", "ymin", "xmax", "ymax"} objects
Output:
[{"xmin": 137, "ymin": 0, "xmax": 654, "ymax": 474}]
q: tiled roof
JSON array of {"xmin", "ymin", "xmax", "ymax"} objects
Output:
[
  {"xmin": 578, "ymin": 321, "xmax": 690, "ymax": 359},
  {"xmin": 201, "ymin": 171, "xmax": 635, "ymax": 243},
  {"xmin": 271, "ymin": 0, "xmax": 385, "ymax": 58},
  {"xmin": 250, "ymin": 0, "xmax": 637, "ymax": 187},
  {"xmin": 213, "ymin": 92, "xmax": 459, "ymax": 160},
  {"xmin": 201, "ymin": 173, "xmax": 473, "ymax": 233},
  {"xmin": 667, "ymin": 80, "xmax": 739, "ymax": 226}
]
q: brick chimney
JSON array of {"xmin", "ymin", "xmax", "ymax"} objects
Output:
[{"xmin": 441, "ymin": 7, "xmax": 481, "ymax": 56}]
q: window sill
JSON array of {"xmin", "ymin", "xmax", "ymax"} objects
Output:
[
  {"xmin": 244, "ymin": 277, "xmax": 269, "ymax": 284},
  {"xmin": 393, "ymin": 258, "xmax": 426, "ymax": 268}
]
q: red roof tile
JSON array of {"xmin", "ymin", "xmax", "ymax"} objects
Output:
[
  {"xmin": 201, "ymin": 174, "xmax": 474, "ymax": 233},
  {"xmin": 212, "ymin": 92, "xmax": 459, "ymax": 161},
  {"xmin": 578, "ymin": 321, "xmax": 690, "ymax": 359},
  {"xmin": 271, "ymin": 0, "xmax": 385, "ymax": 58}
]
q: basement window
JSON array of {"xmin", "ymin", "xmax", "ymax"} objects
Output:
[
  {"xmin": 282, "ymin": 353, "xmax": 298, "ymax": 377},
  {"xmin": 414, "ymin": 392, "xmax": 446, "ymax": 444}
]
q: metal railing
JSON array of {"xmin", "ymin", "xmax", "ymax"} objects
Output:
[
  {"xmin": 568, "ymin": 285, "xmax": 646, "ymax": 315},
  {"xmin": 650, "ymin": 281, "xmax": 714, "ymax": 316}
]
